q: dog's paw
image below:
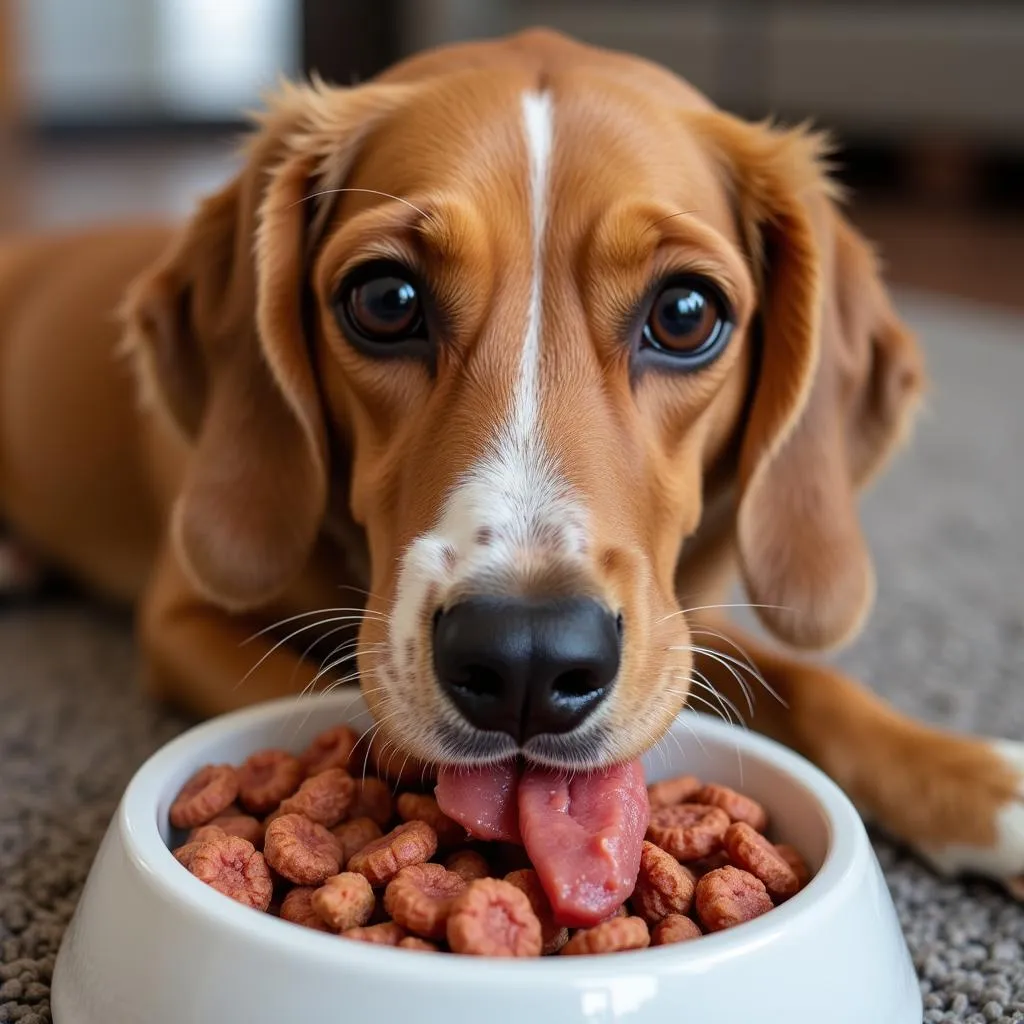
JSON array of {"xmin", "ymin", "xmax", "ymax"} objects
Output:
[{"xmin": 912, "ymin": 738, "xmax": 1024, "ymax": 900}]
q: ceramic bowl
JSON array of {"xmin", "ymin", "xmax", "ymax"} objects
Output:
[{"xmin": 52, "ymin": 692, "xmax": 921, "ymax": 1023}]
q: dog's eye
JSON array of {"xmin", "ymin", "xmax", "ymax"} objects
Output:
[
  {"xmin": 335, "ymin": 262, "xmax": 426, "ymax": 347},
  {"xmin": 642, "ymin": 279, "xmax": 731, "ymax": 367}
]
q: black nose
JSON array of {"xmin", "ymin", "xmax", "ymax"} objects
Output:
[{"xmin": 432, "ymin": 596, "xmax": 620, "ymax": 743}]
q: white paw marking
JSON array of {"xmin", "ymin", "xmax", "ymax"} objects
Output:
[
  {"xmin": 991, "ymin": 739, "xmax": 1024, "ymax": 782},
  {"xmin": 917, "ymin": 739, "xmax": 1024, "ymax": 897}
]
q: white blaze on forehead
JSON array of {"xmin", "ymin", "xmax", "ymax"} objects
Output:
[
  {"xmin": 457, "ymin": 89, "xmax": 586, "ymax": 562},
  {"xmin": 516, "ymin": 90, "xmax": 552, "ymax": 438},
  {"xmin": 389, "ymin": 91, "xmax": 589, "ymax": 675}
]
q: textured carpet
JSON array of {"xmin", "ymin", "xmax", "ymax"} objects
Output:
[{"xmin": 1, "ymin": 289, "xmax": 1022, "ymax": 1024}]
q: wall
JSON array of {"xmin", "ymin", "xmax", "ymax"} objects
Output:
[
  {"xmin": 404, "ymin": 0, "xmax": 1024, "ymax": 146},
  {"xmin": 16, "ymin": 0, "xmax": 299, "ymax": 125}
]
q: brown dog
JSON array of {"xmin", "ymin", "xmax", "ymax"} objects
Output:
[{"xmin": 1, "ymin": 29, "xmax": 1021, "ymax": 890}]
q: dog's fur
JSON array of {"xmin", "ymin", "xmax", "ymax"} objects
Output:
[{"xmin": 2, "ymin": 29, "xmax": 1022, "ymax": 887}]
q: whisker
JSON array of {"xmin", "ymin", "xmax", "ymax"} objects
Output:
[
  {"xmin": 311, "ymin": 630, "xmax": 362, "ymax": 667},
  {"xmin": 651, "ymin": 691, "xmax": 693, "ymax": 766},
  {"xmin": 232, "ymin": 614, "xmax": 380, "ymax": 693},
  {"xmin": 684, "ymin": 645, "xmax": 756, "ymax": 717},
  {"xmin": 687, "ymin": 628, "xmax": 788, "ymax": 709},
  {"xmin": 392, "ymin": 752, "xmax": 414, "ymax": 793},
  {"xmin": 674, "ymin": 642, "xmax": 784, "ymax": 711},
  {"xmin": 656, "ymin": 602, "xmax": 791, "ymax": 626},
  {"xmin": 683, "ymin": 686, "xmax": 732, "ymax": 727},
  {"xmin": 319, "ymin": 645, "xmax": 389, "ymax": 694},
  {"xmin": 290, "ymin": 624, "xmax": 362, "ymax": 689},
  {"xmin": 243, "ymin": 607, "xmax": 388, "ymax": 644},
  {"xmin": 688, "ymin": 669, "xmax": 747, "ymax": 730},
  {"xmin": 354, "ymin": 711, "xmax": 403, "ymax": 785},
  {"xmin": 279, "ymin": 682, "xmax": 371, "ymax": 744},
  {"xmin": 309, "ymin": 643, "xmax": 383, "ymax": 691},
  {"xmin": 645, "ymin": 209, "xmax": 698, "ymax": 235},
  {"xmin": 679, "ymin": 670, "xmax": 746, "ymax": 782},
  {"xmin": 357, "ymin": 722, "xmax": 385, "ymax": 784},
  {"xmin": 665, "ymin": 704, "xmax": 707, "ymax": 759},
  {"xmin": 291, "ymin": 187, "xmax": 437, "ymax": 225},
  {"xmin": 298, "ymin": 651, "xmax": 360, "ymax": 701},
  {"xmin": 289, "ymin": 666, "xmax": 367, "ymax": 735},
  {"xmin": 337, "ymin": 583, "xmax": 389, "ymax": 604}
]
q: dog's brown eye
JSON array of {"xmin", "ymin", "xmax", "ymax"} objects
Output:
[
  {"xmin": 346, "ymin": 275, "xmax": 422, "ymax": 340},
  {"xmin": 335, "ymin": 262, "xmax": 428, "ymax": 351},
  {"xmin": 642, "ymin": 280, "xmax": 731, "ymax": 367}
]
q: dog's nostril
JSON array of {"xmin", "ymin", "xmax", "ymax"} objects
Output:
[
  {"xmin": 450, "ymin": 665, "xmax": 504, "ymax": 700},
  {"xmin": 551, "ymin": 668, "xmax": 603, "ymax": 702},
  {"xmin": 615, "ymin": 612, "xmax": 624, "ymax": 637}
]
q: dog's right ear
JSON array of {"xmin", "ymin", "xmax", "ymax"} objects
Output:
[
  {"xmin": 691, "ymin": 111, "xmax": 924, "ymax": 650},
  {"xmin": 121, "ymin": 81, "xmax": 407, "ymax": 611}
]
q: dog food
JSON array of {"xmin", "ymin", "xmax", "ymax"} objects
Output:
[
  {"xmin": 169, "ymin": 764, "xmax": 238, "ymax": 829},
  {"xmin": 301, "ymin": 725, "xmax": 359, "ymax": 776},
  {"xmin": 264, "ymin": 813, "xmax": 342, "ymax": 885},
  {"xmin": 646, "ymin": 774, "xmax": 702, "ymax": 810},
  {"xmin": 237, "ymin": 749, "xmax": 304, "ymax": 813},
  {"xmin": 276, "ymin": 767, "xmax": 355, "ymax": 827},
  {"xmin": 651, "ymin": 913, "xmax": 703, "ymax": 945},
  {"xmin": 722, "ymin": 822, "xmax": 801, "ymax": 900},
  {"xmin": 332, "ymin": 816, "xmax": 383, "ymax": 864},
  {"xmin": 646, "ymin": 803, "xmax": 731, "ymax": 861},
  {"xmin": 347, "ymin": 821, "xmax": 438, "ymax": 886},
  {"xmin": 503, "ymin": 868, "xmax": 570, "ymax": 954},
  {"xmin": 444, "ymin": 849, "xmax": 490, "ymax": 883},
  {"xmin": 630, "ymin": 841, "xmax": 696, "ymax": 925},
  {"xmin": 280, "ymin": 886, "xmax": 331, "ymax": 931},
  {"xmin": 189, "ymin": 811, "xmax": 264, "ymax": 847},
  {"xmin": 561, "ymin": 914, "xmax": 651, "ymax": 956},
  {"xmin": 312, "ymin": 872, "xmax": 376, "ymax": 931},
  {"xmin": 169, "ymin": 729, "xmax": 813, "ymax": 956},
  {"xmin": 446, "ymin": 878, "xmax": 543, "ymax": 957},
  {"xmin": 384, "ymin": 863, "xmax": 467, "ymax": 940},
  {"xmin": 181, "ymin": 832, "xmax": 273, "ymax": 912},
  {"xmin": 694, "ymin": 865, "xmax": 774, "ymax": 932}
]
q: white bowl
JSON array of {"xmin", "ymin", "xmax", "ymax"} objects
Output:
[{"xmin": 52, "ymin": 692, "xmax": 921, "ymax": 1024}]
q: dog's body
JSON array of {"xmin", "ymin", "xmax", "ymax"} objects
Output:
[{"xmin": 2, "ymin": 29, "xmax": 1022, "ymax": 889}]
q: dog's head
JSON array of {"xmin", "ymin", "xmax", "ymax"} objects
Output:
[{"xmin": 124, "ymin": 30, "xmax": 922, "ymax": 771}]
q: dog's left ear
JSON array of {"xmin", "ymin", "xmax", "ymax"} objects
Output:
[
  {"xmin": 693, "ymin": 113, "xmax": 925, "ymax": 650},
  {"xmin": 121, "ymin": 81, "xmax": 408, "ymax": 610}
]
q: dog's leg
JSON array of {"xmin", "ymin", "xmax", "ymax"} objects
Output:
[
  {"xmin": 138, "ymin": 548, "xmax": 362, "ymax": 718},
  {"xmin": 691, "ymin": 617, "xmax": 1024, "ymax": 894}
]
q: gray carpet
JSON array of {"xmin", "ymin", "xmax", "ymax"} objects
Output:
[{"xmin": 0, "ymin": 288, "xmax": 1022, "ymax": 1023}]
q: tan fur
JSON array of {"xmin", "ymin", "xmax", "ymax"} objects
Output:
[{"xmin": 0, "ymin": 29, "xmax": 1016, "ymax": 873}]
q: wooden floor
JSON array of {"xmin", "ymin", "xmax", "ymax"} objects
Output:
[{"xmin": 2, "ymin": 138, "xmax": 1023, "ymax": 313}]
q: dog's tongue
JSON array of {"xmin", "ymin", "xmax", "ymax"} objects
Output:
[
  {"xmin": 436, "ymin": 760, "xmax": 648, "ymax": 926},
  {"xmin": 435, "ymin": 761, "xmax": 521, "ymax": 842}
]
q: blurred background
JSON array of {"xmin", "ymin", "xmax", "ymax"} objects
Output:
[{"xmin": 0, "ymin": 0, "xmax": 1023, "ymax": 307}]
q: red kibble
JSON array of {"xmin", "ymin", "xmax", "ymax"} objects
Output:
[
  {"xmin": 237, "ymin": 750, "xmax": 304, "ymax": 814},
  {"xmin": 169, "ymin": 765, "xmax": 238, "ymax": 829},
  {"xmin": 301, "ymin": 725, "xmax": 359, "ymax": 776}
]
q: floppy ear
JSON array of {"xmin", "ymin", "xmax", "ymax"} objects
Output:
[
  {"xmin": 693, "ymin": 113, "xmax": 925, "ymax": 650},
  {"xmin": 121, "ymin": 81, "xmax": 404, "ymax": 610}
]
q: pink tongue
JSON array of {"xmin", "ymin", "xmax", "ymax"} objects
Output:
[
  {"xmin": 435, "ymin": 761, "xmax": 521, "ymax": 842},
  {"xmin": 436, "ymin": 760, "xmax": 649, "ymax": 927}
]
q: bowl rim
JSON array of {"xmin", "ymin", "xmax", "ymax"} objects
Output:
[{"xmin": 120, "ymin": 692, "xmax": 867, "ymax": 982}]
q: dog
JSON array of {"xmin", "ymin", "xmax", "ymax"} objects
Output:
[{"xmin": 1, "ymin": 28, "xmax": 1021, "ymax": 893}]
